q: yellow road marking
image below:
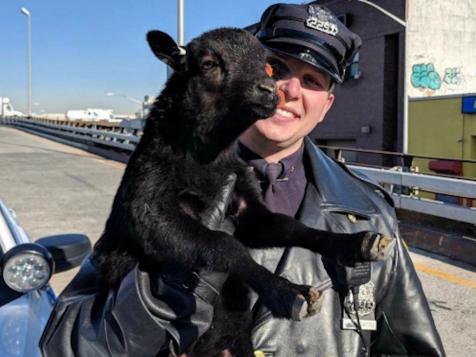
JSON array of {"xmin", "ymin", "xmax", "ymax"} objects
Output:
[
  {"xmin": 414, "ymin": 263, "xmax": 476, "ymax": 290},
  {"xmin": 94, "ymin": 158, "xmax": 125, "ymax": 169}
]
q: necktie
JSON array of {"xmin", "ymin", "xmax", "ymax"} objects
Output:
[{"xmin": 264, "ymin": 162, "xmax": 285, "ymax": 212}]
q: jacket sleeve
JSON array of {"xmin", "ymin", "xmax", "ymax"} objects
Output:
[
  {"xmin": 40, "ymin": 258, "xmax": 220, "ymax": 357},
  {"xmin": 371, "ymin": 235, "xmax": 446, "ymax": 356}
]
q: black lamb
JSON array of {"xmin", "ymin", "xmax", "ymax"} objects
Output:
[{"xmin": 92, "ymin": 28, "xmax": 392, "ymax": 357}]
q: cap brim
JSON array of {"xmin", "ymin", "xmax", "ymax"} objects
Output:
[{"xmin": 264, "ymin": 38, "xmax": 343, "ymax": 83}]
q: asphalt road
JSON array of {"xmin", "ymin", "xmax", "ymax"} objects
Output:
[{"xmin": 0, "ymin": 126, "xmax": 474, "ymax": 356}]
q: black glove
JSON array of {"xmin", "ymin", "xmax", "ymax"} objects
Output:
[
  {"xmin": 146, "ymin": 174, "xmax": 237, "ymax": 355},
  {"xmin": 199, "ymin": 173, "xmax": 237, "ymax": 235},
  {"xmin": 152, "ymin": 173, "xmax": 237, "ymax": 310}
]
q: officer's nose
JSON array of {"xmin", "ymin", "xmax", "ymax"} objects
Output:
[{"xmin": 280, "ymin": 77, "xmax": 301, "ymax": 101}]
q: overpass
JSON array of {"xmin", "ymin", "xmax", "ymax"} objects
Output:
[{"xmin": 0, "ymin": 125, "xmax": 474, "ymax": 356}]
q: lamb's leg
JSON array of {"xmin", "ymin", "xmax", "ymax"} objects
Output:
[
  {"xmin": 98, "ymin": 168, "xmax": 317, "ymax": 319},
  {"xmin": 127, "ymin": 207, "xmax": 318, "ymax": 319},
  {"xmin": 233, "ymin": 168, "xmax": 393, "ymax": 263},
  {"xmin": 235, "ymin": 202, "xmax": 393, "ymax": 263}
]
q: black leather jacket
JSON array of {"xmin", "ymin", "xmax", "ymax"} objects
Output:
[{"xmin": 40, "ymin": 138, "xmax": 445, "ymax": 357}]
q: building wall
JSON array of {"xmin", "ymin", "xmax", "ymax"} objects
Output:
[
  {"xmin": 309, "ymin": 0, "xmax": 476, "ymax": 169},
  {"xmin": 409, "ymin": 96, "xmax": 476, "ymax": 178},
  {"xmin": 310, "ymin": 0, "xmax": 405, "ymax": 165},
  {"xmin": 407, "ymin": 0, "xmax": 476, "ymax": 98},
  {"xmin": 406, "ymin": 0, "xmax": 476, "ymax": 181}
]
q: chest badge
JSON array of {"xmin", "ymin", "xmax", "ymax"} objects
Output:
[
  {"xmin": 342, "ymin": 281, "xmax": 377, "ymax": 331},
  {"xmin": 344, "ymin": 281, "xmax": 376, "ymax": 316}
]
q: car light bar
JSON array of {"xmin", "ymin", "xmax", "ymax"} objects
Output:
[{"xmin": 1, "ymin": 243, "xmax": 54, "ymax": 293}]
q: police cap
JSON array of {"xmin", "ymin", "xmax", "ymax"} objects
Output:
[{"xmin": 255, "ymin": 3, "xmax": 362, "ymax": 83}]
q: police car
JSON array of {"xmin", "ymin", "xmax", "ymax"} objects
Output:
[{"xmin": 0, "ymin": 199, "xmax": 91, "ymax": 357}]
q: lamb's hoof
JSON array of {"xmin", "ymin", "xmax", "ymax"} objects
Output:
[
  {"xmin": 362, "ymin": 233, "xmax": 394, "ymax": 260},
  {"xmin": 291, "ymin": 287, "xmax": 321, "ymax": 321},
  {"xmin": 307, "ymin": 287, "xmax": 322, "ymax": 315}
]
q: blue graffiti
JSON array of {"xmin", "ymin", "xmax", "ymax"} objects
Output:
[
  {"xmin": 411, "ymin": 63, "xmax": 441, "ymax": 91},
  {"xmin": 443, "ymin": 67, "xmax": 460, "ymax": 85}
]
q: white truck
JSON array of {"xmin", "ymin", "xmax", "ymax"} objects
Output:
[
  {"xmin": 65, "ymin": 108, "xmax": 114, "ymax": 121},
  {"xmin": 0, "ymin": 97, "xmax": 24, "ymax": 118}
]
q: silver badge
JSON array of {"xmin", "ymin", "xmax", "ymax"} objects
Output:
[
  {"xmin": 305, "ymin": 5, "xmax": 339, "ymax": 36},
  {"xmin": 342, "ymin": 281, "xmax": 377, "ymax": 331},
  {"xmin": 344, "ymin": 281, "xmax": 376, "ymax": 317},
  {"xmin": 298, "ymin": 50, "xmax": 318, "ymax": 66}
]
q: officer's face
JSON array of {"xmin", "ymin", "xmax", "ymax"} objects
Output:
[{"xmin": 240, "ymin": 54, "xmax": 334, "ymax": 156}]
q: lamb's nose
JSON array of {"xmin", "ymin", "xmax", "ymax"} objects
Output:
[{"xmin": 258, "ymin": 82, "xmax": 275, "ymax": 94}]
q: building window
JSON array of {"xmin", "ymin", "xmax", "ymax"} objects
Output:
[
  {"xmin": 345, "ymin": 52, "xmax": 361, "ymax": 80},
  {"xmin": 337, "ymin": 14, "xmax": 348, "ymax": 26}
]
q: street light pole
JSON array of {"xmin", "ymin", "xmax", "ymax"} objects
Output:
[
  {"xmin": 166, "ymin": 1, "xmax": 184, "ymax": 79},
  {"xmin": 177, "ymin": 0, "xmax": 184, "ymax": 46},
  {"xmin": 354, "ymin": 0, "xmax": 408, "ymax": 154},
  {"xmin": 20, "ymin": 7, "xmax": 32, "ymax": 116},
  {"xmin": 355, "ymin": 0, "xmax": 406, "ymax": 26}
]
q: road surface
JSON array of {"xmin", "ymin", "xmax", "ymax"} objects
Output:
[{"xmin": 0, "ymin": 126, "xmax": 474, "ymax": 356}]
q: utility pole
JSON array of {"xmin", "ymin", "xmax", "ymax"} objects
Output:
[
  {"xmin": 20, "ymin": 7, "xmax": 32, "ymax": 116},
  {"xmin": 178, "ymin": 0, "xmax": 185, "ymax": 46}
]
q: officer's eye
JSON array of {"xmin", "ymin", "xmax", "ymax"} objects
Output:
[{"xmin": 303, "ymin": 74, "xmax": 326, "ymax": 90}]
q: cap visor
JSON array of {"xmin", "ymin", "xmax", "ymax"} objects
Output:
[{"xmin": 264, "ymin": 38, "xmax": 343, "ymax": 83}]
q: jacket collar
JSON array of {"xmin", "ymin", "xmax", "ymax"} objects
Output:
[{"xmin": 301, "ymin": 137, "xmax": 380, "ymax": 216}]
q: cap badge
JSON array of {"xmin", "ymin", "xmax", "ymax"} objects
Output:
[
  {"xmin": 305, "ymin": 5, "xmax": 339, "ymax": 36},
  {"xmin": 298, "ymin": 49, "xmax": 318, "ymax": 66}
]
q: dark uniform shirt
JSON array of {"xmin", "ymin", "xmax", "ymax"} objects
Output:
[{"xmin": 238, "ymin": 142, "xmax": 307, "ymax": 217}]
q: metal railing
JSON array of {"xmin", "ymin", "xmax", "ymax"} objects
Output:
[
  {"xmin": 350, "ymin": 165, "xmax": 476, "ymax": 225},
  {"xmin": 2, "ymin": 117, "xmax": 140, "ymax": 151},
  {"xmin": 2, "ymin": 116, "xmax": 475, "ymax": 225},
  {"xmin": 319, "ymin": 144, "xmax": 476, "ymax": 174}
]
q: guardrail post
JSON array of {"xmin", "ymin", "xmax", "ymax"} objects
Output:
[
  {"xmin": 336, "ymin": 148, "xmax": 343, "ymax": 162},
  {"xmin": 402, "ymin": 154, "xmax": 413, "ymax": 171}
]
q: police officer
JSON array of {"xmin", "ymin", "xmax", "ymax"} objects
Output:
[{"xmin": 40, "ymin": 3, "xmax": 445, "ymax": 357}]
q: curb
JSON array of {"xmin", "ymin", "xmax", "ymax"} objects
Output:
[{"xmin": 397, "ymin": 209, "xmax": 476, "ymax": 267}]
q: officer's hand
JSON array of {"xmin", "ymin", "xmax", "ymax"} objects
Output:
[
  {"xmin": 153, "ymin": 173, "xmax": 236, "ymax": 304},
  {"xmin": 151, "ymin": 174, "xmax": 237, "ymax": 355},
  {"xmin": 191, "ymin": 172, "xmax": 236, "ymax": 300},
  {"xmin": 199, "ymin": 173, "xmax": 237, "ymax": 235}
]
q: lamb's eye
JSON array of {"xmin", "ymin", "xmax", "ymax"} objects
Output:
[
  {"xmin": 268, "ymin": 58, "xmax": 291, "ymax": 80},
  {"xmin": 201, "ymin": 59, "xmax": 217, "ymax": 71}
]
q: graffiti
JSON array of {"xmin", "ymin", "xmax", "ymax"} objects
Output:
[
  {"xmin": 443, "ymin": 67, "xmax": 461, "ymax": 85},
  {"xmin": 411, "ymin": 63, "xmax": 441, "ymax": 91}
]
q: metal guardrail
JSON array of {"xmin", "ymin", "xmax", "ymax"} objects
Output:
[
  {"xmin": 350, "ymin": 166, "xmax": 476, "ymax": 225},
  {"xmin": 319, "ymin": 144, "xmax": 476, "ymax": 166},
  {"xmin": 2, "ymin": 117, "xmax": 475, "ymax": 225},
  {"xmin": 3, "ymin": 117, "xmax": 139, "ymax": 151}
]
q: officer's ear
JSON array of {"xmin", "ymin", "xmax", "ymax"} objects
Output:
[
  {"xmin": 317, "ymin": 92, "xmax": 335, "ymax": 125},
  {"xmin": 147, "ymin": 30, "xmax": 186, "ymax": 71}
]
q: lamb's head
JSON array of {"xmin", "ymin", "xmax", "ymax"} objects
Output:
[{"xmin": 147, "ymin": 28, "xmax": 278, "ymax": 160}]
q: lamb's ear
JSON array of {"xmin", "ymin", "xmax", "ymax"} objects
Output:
[{"xmin": 147, "ymin": 30, "xmax": 186, "ymax": 71}]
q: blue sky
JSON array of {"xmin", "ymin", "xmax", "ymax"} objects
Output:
[{"xmin": 1, "ymin": 0, "xmax": 299, "ymax": 115}]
